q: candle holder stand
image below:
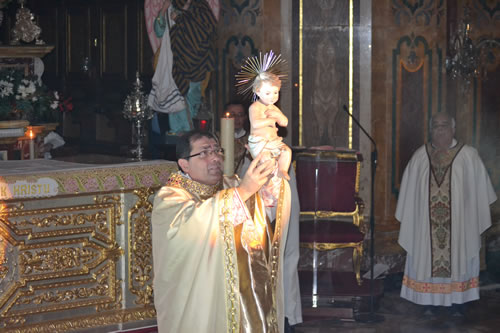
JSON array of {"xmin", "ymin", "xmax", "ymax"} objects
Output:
[{"xmin": 123, "ymin": 72, "xmax": 154, "ymax": 161}]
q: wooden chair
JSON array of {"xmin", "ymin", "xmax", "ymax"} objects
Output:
[{"xmin": 295, "ymin": 149, "xmax": 365, "ymax": 291}]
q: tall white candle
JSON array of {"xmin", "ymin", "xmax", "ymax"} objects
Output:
[
  {"xmin": 220, "ymin": 112, "xmax": 234, "ymax": 176},
  {"xmin": 29, "ymin": 130, "xmax": 35, "ymax": 160}
]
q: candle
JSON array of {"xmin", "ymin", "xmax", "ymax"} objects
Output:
[
  {"xmin": 29, "ymin": 130, "xmax": 35, "ymax": 160},
  {"xmin": 220, "ymin": 112, "xmax": 234, "ymax": 176}
]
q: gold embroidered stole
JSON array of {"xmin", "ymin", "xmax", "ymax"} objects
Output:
[
  {"xmin": 426, "ymin": 142, "xmax": 464, "ymax": 278},
  {"xmin": 234, "ymin": 180, "xmax": 285, "ymax": 333},
  {"xmin": 166, "ymin": 172, "xmax": 222, "ymax": 200}
]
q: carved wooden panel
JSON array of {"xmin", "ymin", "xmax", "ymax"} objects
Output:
[
  {"xmin": 138, "ymin": 5, "xmax": 155, "ymax": 78},
  {"xmin": 100, "ymin": 2, "xmax": 128, "ymax": 80},
  {"xmin": 65, "ymin": 2, "xmax": 93, "ymax": 79}
]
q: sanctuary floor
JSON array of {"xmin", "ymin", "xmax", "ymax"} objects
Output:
[{"xmin": 293, "ymin": 279, "xmax": 500, "ymax": 333}]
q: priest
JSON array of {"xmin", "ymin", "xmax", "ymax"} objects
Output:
[
  {"xmin": 396, "ymin": 112, "xmax": 497, "ymax": 315},
  {"xmin": 152, "ymin": 130, "xmax": 291, "ymax": 332}
]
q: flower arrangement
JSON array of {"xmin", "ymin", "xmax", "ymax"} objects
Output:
[{"xmin": 0, "ymin": 68, "xmax": 73, "ymax": 123}]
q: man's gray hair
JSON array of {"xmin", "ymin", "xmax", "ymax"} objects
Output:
[{"xmin": 429, "ymin": 113, "xmax": 456, "ymax": 130}]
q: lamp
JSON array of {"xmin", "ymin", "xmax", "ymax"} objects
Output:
[
  {"xmin": 123, "ymin": 72, "xmax": 154, "ymax": 161},
  {"xmin": 446, "ymin": 5, "xmax": 500, "ymax": 91}
]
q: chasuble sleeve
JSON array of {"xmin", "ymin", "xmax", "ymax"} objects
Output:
[
  {"xmin": 151, "ymin": 186, "xmax": 234, "ymax": 333},
  {"xmin": 396, "ymin": 146, "xmax": 431, "ymax": 256}
]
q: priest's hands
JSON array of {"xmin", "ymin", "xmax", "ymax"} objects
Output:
[{"xmin": 237, "ymin": 153, "xmax": 275, "ymax": 202}]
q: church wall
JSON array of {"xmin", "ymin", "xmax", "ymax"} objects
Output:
[{"xmin": 372, "ymin": 0, "xmax": 500, "ymax": 273}]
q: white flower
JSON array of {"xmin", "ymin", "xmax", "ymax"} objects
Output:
[
  {"xmin": 54, "ymin": 91, "xmax": 59, "ymax": 100},
  {"xmin": 17, "ymin": 85, "xmax": 29, "ymax": 98},
  {"xmin": 26, "ymin": 82, "xmax": 36, "ymax": 94},
  {"xmin": 0, "ymin": 81, "xmax": 13, "ymax": 97},
  {"xmin": 50, "ymin": 101, "xmax": 59, "ymax": 109}
]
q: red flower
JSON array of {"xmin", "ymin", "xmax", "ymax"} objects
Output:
[{"xmin": 58, "ymin": 96, "xmax": 73, "ymax": 113}]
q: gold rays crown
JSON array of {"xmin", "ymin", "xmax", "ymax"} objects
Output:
[{"xmin": 235, "ymin": 50, "xmax": 287, "ymax": 99}]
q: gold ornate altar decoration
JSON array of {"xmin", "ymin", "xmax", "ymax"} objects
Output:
[{"xmin": 0, "ymin": 160, "xmax": 178, "ymax": 332}]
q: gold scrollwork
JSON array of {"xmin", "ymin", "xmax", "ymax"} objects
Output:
[
  {"xmin": 15, "ymin": 212, "xmax": 108, "ymax": 232},
  {"xmin": 6, "ymin": 194, "xmax": 122, "ymax": 240},
  {"xmin": 3, "ymin": 316, "xmax": 26, "ymax": 327},
  {"xmin": 97, "ymin": 279, "xmax": 123, "ymax": 312},
  {"xmin": 0, "ymin": 203, "xmax": 24, "ymax": 213},
  {"xmin": 20, "ymin": 246, "xmax": 98, "ymax": 274},
  {"xmin": 128, "ymin": 188, "xmax": 154, "ymax": 305},
  {"xmin": 2, "ymin": 307, "xmax": 156, "ymax": 333},
  {"xmin": 0, "ymin": 192, "xmax": 129, "ymax": 330},
  {"xmin": 0, "ymin": 237, "xmax": 8, "ymax": 279},
  {"xmin": 95, "ymin": 195, "xmax": 123, "ymax": 226},
  {"xmin": 10, "ymin": 262, "xmax": 117, "ymax": 316}
]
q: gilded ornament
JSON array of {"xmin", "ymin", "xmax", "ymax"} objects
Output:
[
  {"xmin": 166, "ymin": 172, "xmax": 221, "ymax": 200},
  {"xmin": 9, "ymin": 263, "xmax": 117, "ymax": 317},
  {"xmin": 0, "ymin": 172, "xmax": 161, "ymax": 331},
  {"xmin": 1, "ymin": 307, "xmax": 156, "ymax": 332},
  {"xmin": 128, "ymin": 188, "xmax": 154, "ymax": 305},
  {"xmin": 10, "ymin": 0, "xmax": 44, "ymax": 45},
  {"xmin": 220, "ymin": 189, "xmax": 239, "ymax": 333},
  {"xmin": 0, "ymin": 237, "xmax": 8, "ymax": 279},
  {"xmin": 20, "ymin": 246, "xmax": 98, "ymax": 274},
  {"xmin": 97, "ymin": 279, "xmax": 123, "ymax": 311}
]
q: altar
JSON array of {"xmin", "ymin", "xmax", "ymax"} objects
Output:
[{"xmin": 0, "ymin": 159, "xmax": 177, "ymax": 332}]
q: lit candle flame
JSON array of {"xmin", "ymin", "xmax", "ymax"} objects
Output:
[
  {"xmin": 225, "ymin": 112, "xmax": 231, "ymax": 118},
  {"xmin": 29, "ymin": 130, "xmax": 34, "ymax": 139}
]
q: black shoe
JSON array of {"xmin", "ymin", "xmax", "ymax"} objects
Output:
[
  {"xmin": 284, "ymin": 317, "xmax": 295, "ymax": 333},
  {"xmin": 422, "ymin": 305, "xmax": 439, "ymax": 316},
  {"xmin": 449, "ymin": 304, "xmax": 465, "ymax": 317}
]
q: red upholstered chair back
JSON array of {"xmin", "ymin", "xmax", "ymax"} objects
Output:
[{"xmin": 295, "ymin": 150, "xmax": 362, "ymax": 213}]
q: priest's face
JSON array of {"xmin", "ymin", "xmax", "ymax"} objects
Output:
[
  {"xmin": 179, "ymin": 136, "xmax": 224, "ymax": 185},
  {"xmin": 431, "ymin": 113, "xmax": 455, "ymax": 149}
]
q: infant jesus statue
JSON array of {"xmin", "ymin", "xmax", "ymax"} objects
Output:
[{"xmin": 237, "ymin": 51, "xmax": 292, "ymax": 181}]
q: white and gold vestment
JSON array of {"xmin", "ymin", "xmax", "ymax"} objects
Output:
[
  {"xmin": 152, "ymin": 172, "xmax": 291, "ymax": 332},
  {"xmin": 397, "ymin": 141, "xmax": 497, "ymax": 305}
]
